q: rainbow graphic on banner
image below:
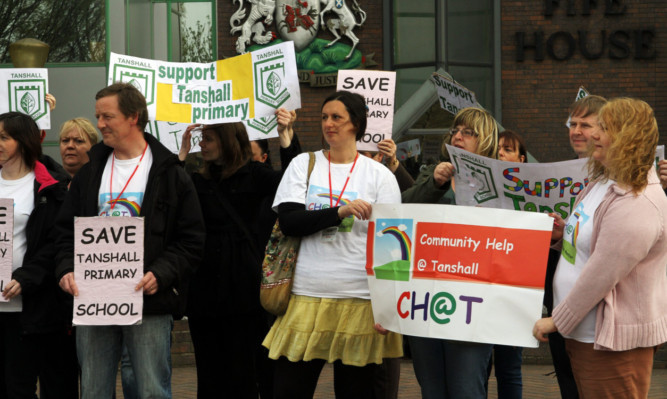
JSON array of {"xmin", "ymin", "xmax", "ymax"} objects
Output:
[
  {"xmin": 381, "ymin": 226, "xmax": 412, "ymax": 261},
  {"xmin": 371, "ymin": 219, "xmax": 414, "ymax": 282}
]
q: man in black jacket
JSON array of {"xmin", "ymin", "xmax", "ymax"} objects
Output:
[{"xmin": 55, "ymin": 83, "xmax": 205, "ymax": 399}]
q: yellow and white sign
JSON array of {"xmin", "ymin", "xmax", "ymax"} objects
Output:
[{"xmin": 108, "ymin": 42, "xmax": 301, "ymax": 124}]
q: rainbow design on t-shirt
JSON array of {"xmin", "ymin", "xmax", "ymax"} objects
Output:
[
  {"xmin": 316, "ymin": 193, "xmax": 351, "ymax": 207},
  {"xmin": 381, "ymin": 226, "xmax": 412, "ymax": 261},
  {"xmin": 103, "ymin": 198, "xmax": 141, "ymax": 217}
]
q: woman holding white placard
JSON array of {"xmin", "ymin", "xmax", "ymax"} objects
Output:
[{"xmin": 0, "ymin": 112, "xmax": 76, "ymax": 398}]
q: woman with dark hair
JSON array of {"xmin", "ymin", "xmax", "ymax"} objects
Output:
[
  {"xmin": 178, "ymin": 108, "xmax": 299, "ymax": 398},
  {"xmin": 263, "ymin": 91, "xmax": 402, "ymax": 398},
  {"xmin": 534, "ymin": 98, "xmax": 667, "ymax": 398},
  {"xmin": 498, "ymin": 130, "xmax": 527, "ymax": 163},
  {"xmin": 0, "ymin": 112, "xmax": 76, "ymax": 398}
]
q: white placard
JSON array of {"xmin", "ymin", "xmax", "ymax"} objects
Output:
[
  {"xmin": 73, "ymin": 217, "xmax": 144, "ymax": 326},
  {"xmin": 367, "ymin": 204, "xmax": 552, "ymax": 347},
  {"xmin": 0, "ymin": 199, "xmax": 13, "ymax": 302},
  {"xmin": 108, "ymin": 41, "xmax": 301, "ymax": 124},
  {"xmin": 0, "ymin": 69, "xmax": 51, "ymax": 129},
  {"xmin": 396, "ymin": 139, "xmax": 421, "ymax": 161},
  {"xmin": 447, "ymin": 145, "xmax": 589, "ymax": 220},
  {"xmin": 337, "ymin": 70, "xmax": 396, "ymax": 151},
  {"xmin": 432, "ymin": 72, "xmax": 477, "ymax": 115}
]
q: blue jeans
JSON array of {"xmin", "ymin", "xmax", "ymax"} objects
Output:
[
  {"xmin": 77, "ymin": 314, "xmax": 173, "ymax": 399},
  {"xmin": 409, "ymin": 336, "xmax": 492, "ymax": 399},
  {"xmin": 492, "ymin": 345, "xmax": 523, "ymax": 399},
  {"xmin": 121, "ymin": 343, "xmax": 138, "ymax": 399}
]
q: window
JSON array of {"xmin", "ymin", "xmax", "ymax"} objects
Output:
[
  {"xmin": 389, "ymin": 0, "xmax": 499, "ymax": 119},
  {"xmin": 138, "ymin": 0, "xmax": 216, "ymax": 63}
]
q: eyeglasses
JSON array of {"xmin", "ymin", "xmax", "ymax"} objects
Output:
[{"xmin": 451, "ymin": 128, "xmax": 478, "ymax": 138}]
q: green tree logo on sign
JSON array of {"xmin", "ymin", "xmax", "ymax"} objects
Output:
[{"xmin": 8, "ymin": 80, "xmax": 47, "ymax": 121}]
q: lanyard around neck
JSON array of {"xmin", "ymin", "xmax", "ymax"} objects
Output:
[
  {"xmin": 109, "ymin": 143, "xmax": 148, "ymax": 211},
  {"xmin": 328, "ymin": 151, "xmax": 359, "ymax": 208}
]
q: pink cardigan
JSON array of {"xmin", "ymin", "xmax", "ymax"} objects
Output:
[{"xmin": 552, "ymin": 169, "xmax": 667, "ymax": 351}]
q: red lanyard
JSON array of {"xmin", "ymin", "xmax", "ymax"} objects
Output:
[
  {"xmin": 328, "ymin": 151, "xmax": 359, "ymax": 208},
  {"xmin": 109, "ymin": 143, "xmax": 148, "ymax": 210}
]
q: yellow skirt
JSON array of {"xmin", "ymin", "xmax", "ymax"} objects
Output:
[{"xmin": 262, "ymin": 295, "xmax": 403, "ymax": 367}]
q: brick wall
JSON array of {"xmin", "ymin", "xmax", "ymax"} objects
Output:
[
  {"xmin": 501, "ymin": 0, "xmax": 666, "ymax": 162},
  {"xmin": 217, "ymin": 0, "xmax": 385, "ymax": 163}
]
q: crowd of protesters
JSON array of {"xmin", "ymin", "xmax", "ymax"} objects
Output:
[{"xmin": 0, "ymin": 82, "xmax": 664, "ymax": 399}]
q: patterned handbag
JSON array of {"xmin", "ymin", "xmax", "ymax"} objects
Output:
[{"xmin": 260, "ymin": 152, "xmax": 315, "ymax": 316}]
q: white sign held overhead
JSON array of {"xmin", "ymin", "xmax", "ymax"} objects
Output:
[
  {"xmin": 0, "ymin": 69, "xmax": 51, "ymax": 129},
  {"xmin": 337, "ymin": 70, "xmax": 396, "ymax": 151}
]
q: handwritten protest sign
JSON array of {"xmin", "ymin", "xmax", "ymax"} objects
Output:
[
  {"xmin": 0, "ymin": 200, "xmax": 12, "ymax": 302},
  {"xmin": 432, "ymin": 72, "xmax": 477, "ymax": 115},
  {"xmin": 396, "ymin": 139, "xmax": 421, "ymax": 161},
  {"xmin": 0, "ymin": 69, "xmax": 50, "ymax": 129},
  {"xmin": 337, "ymin": 70, "xmax": 396, "ymax": 151},
  {"xmin": 73, "ymin": 217, "xmax": 144, "ymax": 326},
  {"xmin": 108, "ymin": 41, "xmax": 300, "ymax": 124},
  {"xmin": 366, "ymin": 204, "xmax": 552, "ymax": 347},
  {"xmin": 447, "ymin": 145, "xmax": 589, "ymax": 219}
]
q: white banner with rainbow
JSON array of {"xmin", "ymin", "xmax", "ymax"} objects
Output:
[{"xmin": 366, "ymin": 204, "xmax": 552, "ymax": 348}]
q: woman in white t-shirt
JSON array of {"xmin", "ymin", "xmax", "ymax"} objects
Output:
[
  {"xmin": 533, "ymin": 98, "xmax": 667, "ymax": 398},
  {"xmin": 264, "ymin": 91, "xmax": 402, "ymax": 398},
  {"xmin": 0, "ymin": 112, "xmax": 75, "ymax": 397}
]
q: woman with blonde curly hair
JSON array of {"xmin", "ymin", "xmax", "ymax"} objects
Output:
[
  {"xmin": 59, "ymin": 117, "xmax": 99, "ymax": 177},
  {"xmin": 402, "ymin": 107, "xmax": 500, "ymax": 398},
  {"xmin": 534, "ymin": 98, "xmax": 667, "ymax": 398}
]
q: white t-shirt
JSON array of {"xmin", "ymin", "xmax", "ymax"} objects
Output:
[
  {"xmin": 0, "ymin": 171, "xmax": 36, "ymax": 312},
  {"xmin": 272, "ymin": 151, "xmax": 401, "ymax": 299},
  {"xmin": 98, "ymin": 148, "xmax": 153, "ymax": 216},
  {"xmin": 553, "ymin": 180, "xmax": 614, "ymax": 342}
]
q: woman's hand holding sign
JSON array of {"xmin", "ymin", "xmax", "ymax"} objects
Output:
[
  {"xmin": 433, "ymin": 162, "xmax": 455, "ymax": 187},
  {"xmin": 548, "ymin": 212, "xmax": 565, "ymax": 242},
  {"xmin": 338, "ymin": 199, "xmax": 372, "ymax": 221},
  {"xmin": 533, "ymin": 316, "xmax": 556, "ymax": 342}
]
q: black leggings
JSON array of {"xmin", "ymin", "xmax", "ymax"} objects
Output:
[{"xmin": 273, "ymin": 356, "xmax": 379, "ymax": 399}]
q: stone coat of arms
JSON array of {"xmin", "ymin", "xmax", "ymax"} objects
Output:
[{"xmin": 230, "ymin": 0, "xmax": 366, "ymax": 55}]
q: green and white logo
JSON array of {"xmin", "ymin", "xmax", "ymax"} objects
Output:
[
  {"xmin": 254, "ymin": 58, "xmax": 290, "ymax": 108},
  {"xmin": 452, "ymin": 155, "xmax": 499, "ymax": 204},
  {"xmin": 246, "ymin": 116, "xmax": 278, "ymax": 135},
  {"xmin": 8, "ymin": 80, "xmax": 47, "ymax": 121},
  {"xmin": 112, "ymin": 65, "xmax": 156, "ymax": 105}
]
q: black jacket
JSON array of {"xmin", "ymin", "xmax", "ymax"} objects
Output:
[
  {"xmin": 55, "ymin": 134, "xmax": 205, "ymax": 318},
  {"xmin": 188, "ymin": 161, "xmax": 282, "ymax": 317},
  {"xmin": 11, "ymin": 156, "xmax": 70, "ymax": 334},
  {"xmin": 186, "ymin": 133, "xmax": 302, "ymax": 317}
]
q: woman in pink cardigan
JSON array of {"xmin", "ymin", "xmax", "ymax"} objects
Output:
[{"xmin": 533, "ymin": 97, "xmax": 667, "ymax": 398}]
